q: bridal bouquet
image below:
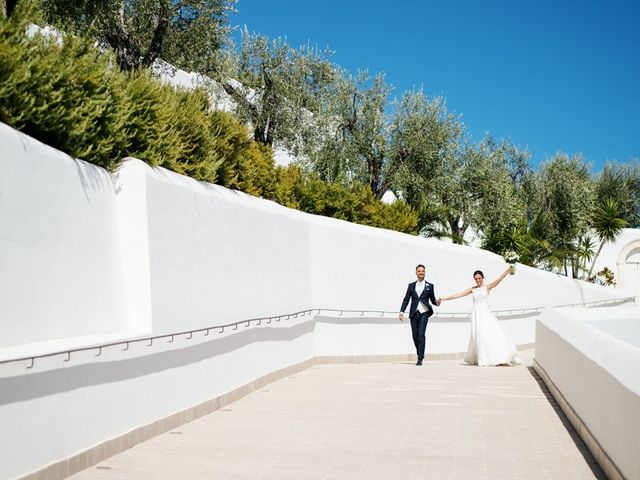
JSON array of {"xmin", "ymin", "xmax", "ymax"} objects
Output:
[{"xmin": 503, "ymin": 250, "xmax": 519, "ymax": 274}]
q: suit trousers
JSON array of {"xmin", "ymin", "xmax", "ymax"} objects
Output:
[{"xmin": 410, "ymin": 311, "xmax": 430, "ymax": 360}]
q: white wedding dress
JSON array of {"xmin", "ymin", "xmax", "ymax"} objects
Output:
[{"xmin": 464, "ymin": 286, "xmax": 522, "ymax": 366}]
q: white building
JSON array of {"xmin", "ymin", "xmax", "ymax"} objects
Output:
[{"xmin": 588, "ymin": 228, "xmax": 640, "ymax": 300}]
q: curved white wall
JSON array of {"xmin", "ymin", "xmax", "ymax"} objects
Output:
[{"xmin": 535, "ymin": 307, "xmax": 640, "ymax": 480}]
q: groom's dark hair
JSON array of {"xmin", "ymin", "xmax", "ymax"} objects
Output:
[{"xmin": 416, "ymin": 264, "xmax": 425, "ymax": 270}]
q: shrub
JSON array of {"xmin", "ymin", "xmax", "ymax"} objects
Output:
[
  {"xmin": 0, "ymin": 10, "xmax": 273, "ymax": 191},
  {"xmin": 270, "ymin": 166, "xmax": 418, "ymax": 234},
  {"xmin": 207, "ymin": 111, "xmax": 275, "ymax": 196},
  {"xmin": 0, "ymin": 14, "xmax": 128, "ymax": 170}
]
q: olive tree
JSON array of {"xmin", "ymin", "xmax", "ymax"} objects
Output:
[
  {"xmin": 534, "ymin": 153, "xmax": 595, "ymax": 274},
  {"xmin": 594, "ymin": 161, "xmax": 640, "ymax": 227},
  {"xmin": 396, "ymin": 135, "xmax": 525, "ymax": 243},
  {"xmin": 207, "ymin": 29, "xmax": 337, "ymax": 152},
  {"xmin": 309, "ymin": 75, "xmax": 462, "ymax": 200},
  {"xmin": 38, "ymin": 0, "xmax": 235, "ymax": 71}
]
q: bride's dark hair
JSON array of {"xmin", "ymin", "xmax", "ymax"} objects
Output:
[{"xmin": 473, "ymin": 270, "xmax": 484, "ymax": 278}]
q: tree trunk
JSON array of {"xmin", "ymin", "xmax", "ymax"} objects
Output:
[
  {"xmin": 587, "ymin": 240, "xmax": 605, "ymax": 279},
  {"xmin": 4, "ymin": 0, "xmax": 18, "ymax": 17},
  {"xmin": 448, "ymin": 217, "xmax": 466, "ymax": 244},
  {"xmin": 141, "ymin": 3, "xmax": 171, "ymax": 68},
  {"xmin": 254, "ymin": 125, "xmax": 267, "ymax": 144},
  {"xmin": 106, "ymin": 1, "xmax": 171, "ymax": 71},
  {"xmin": 369, "ymin": 164, "xmax": 380, "ymax": 198},
  {"xmin": 377, "ymin": 148, "xmax": 408, "ymax": 201}
]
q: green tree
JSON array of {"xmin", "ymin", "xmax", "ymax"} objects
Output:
[
  {"xmin": 587, "ymin": 198, "xmax": 627, "ymax": 279},
  {"xmin": 38, "ymin": 0, "xmax": 234, "ymax": 71},
  {"xmin": 269, "ymin": 165, "xmax": 418, "ymax": 234},
  {"xmin": 310, "ymin": 71, "xmax": 393, "ymax": 196},
  {"xmin": 311, "ymin": 77, "xmax": 462, "ymax": 200},
  {"xmin": 594, "ymin": 161, "xmax": 640, "ymax": 227},
  {"xmin": 534, "ymin": 153, "xmax": 594, "ymax": 275},
  {"xmin": 576, "ymin": 235, "xmax": 596, "ymax": 278},
  {"xmin": 397, "ymin": 135, "xmax": 525, "ymax": 243},
  {"xmin": 208, "ymin": 29, "xmax": 336, "ymax": 151}
]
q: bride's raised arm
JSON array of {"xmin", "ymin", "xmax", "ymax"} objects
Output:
[
  {"xmin": 439, "ymin": 288, "xmax": 473, "ymax": 302},
  {"xmin": 486, "ymin": 266, "xmax": 513, "ymax": 292}
]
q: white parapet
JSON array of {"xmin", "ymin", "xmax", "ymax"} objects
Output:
[{"xmin": 535, "ymin": 307, "xmax": 640, "ymax": 480}]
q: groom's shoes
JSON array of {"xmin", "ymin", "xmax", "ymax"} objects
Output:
[{"xmin": 416, "ymin": 359, "xmax": 423, "ymax": 366}]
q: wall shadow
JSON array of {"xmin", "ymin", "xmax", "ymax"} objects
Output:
[
  {"xmin": 526, "ymin": 366, "xmax": 607, "ymax": 480},
  {"xmin": 0, "ymin": 321, "xmax": 314, "ymax": 406}
]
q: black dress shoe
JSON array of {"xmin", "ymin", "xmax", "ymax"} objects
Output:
[{"xmin": 416, "ymin": 359, "xmax": 423, "ymax": 366}]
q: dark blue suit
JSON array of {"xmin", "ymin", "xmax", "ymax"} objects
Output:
[{"xmin": 400, "ymin": 281, "xmax": 437, "ymax": 360}]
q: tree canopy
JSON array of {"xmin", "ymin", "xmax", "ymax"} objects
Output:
[
  {"xmin": 38, "ymin": 0, "xmax": 235, "ymax": 71},
  {"xmin": 207, "ymin": 29, "xmax": 337, "ymax": 151}
]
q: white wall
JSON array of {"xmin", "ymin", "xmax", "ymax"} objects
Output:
[
  {"xmin": 0, "ymin": 123, "xmax": 130, "ymax": 347},
  {"xmin": 0, "ymin": 320, "xmax": 316, "ymax": 480},
  {"xmin": 142, "ymin": 169, "xmax": 313, "ymax": 334},
  {"xmin": 589, "ymin": 228, "xmax": 640, "ymax": 300},
  {"xmin": 535, "ymin": 307, "xmax": 640, "ymax": 480},
  {"xmin": 589, "ymin": 228, "xmax": 640, "ymax": 274}
]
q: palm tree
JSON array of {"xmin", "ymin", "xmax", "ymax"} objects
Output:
[
  {"xmin": 587, "ymin": 198, "xmax": 627, "ymax": 279},
  {"xmin": 576, "ymin": 236, "xmax": 596, "ymax": 279}
]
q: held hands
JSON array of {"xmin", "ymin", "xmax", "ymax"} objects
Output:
[
  {"xmin": 398, "ymin": 312, "xmax": 405, "ymax": 321},
  {"xmin": 436, "ymin": 298, "xmax": 442, "ymax": 306}
]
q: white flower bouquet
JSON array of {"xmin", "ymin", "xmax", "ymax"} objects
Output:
[{"xmin": 503, "ymin": 250, "xmax": 519, "ymax": 274}]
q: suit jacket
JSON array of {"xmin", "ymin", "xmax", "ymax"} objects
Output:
[{"xmin": 400, "ymin": 281, "xmax": 437, "ymax": 319}]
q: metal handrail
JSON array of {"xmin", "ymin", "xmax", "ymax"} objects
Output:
[{"xmin": 0, "ymin": 296, "xmax": 634, "ymax": 368}]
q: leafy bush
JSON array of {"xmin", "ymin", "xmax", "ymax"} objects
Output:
[
  {"xmin": 0, "ymin": 9, "xmax": 275, "ymax": 193},
  {"xmin": 271, "ymin": 166, "xmax": 418, "ymax": 234},
  {"xmin": 207, "ymin": 111, "xmax": 276, "ymax": 197},
  {"xmin": 0, "ymin": 14, "xmax": 128, "ymax": 170}
]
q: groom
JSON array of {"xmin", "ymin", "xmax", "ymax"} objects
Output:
[{"xmin": 399, "ymin": 264, "xmax": 440, "ymax": 365}]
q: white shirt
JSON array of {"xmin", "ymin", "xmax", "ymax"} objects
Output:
[{"xmin": 415, "ymin": 280, "xmax": 428, "ymax": 313}]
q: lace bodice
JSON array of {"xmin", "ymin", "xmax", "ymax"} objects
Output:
[{"xmin": 472, "ymin": 285, "xmax": 490, "ymax": 306}]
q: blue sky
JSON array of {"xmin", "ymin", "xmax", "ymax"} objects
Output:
[{"xmin": 231, "ymin": 0, "xmax": 640, "ymax": 171}]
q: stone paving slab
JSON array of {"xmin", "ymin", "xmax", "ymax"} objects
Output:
[{"xmin": 69, "ymin": 352, "xmax": 605, "ymax": 480}]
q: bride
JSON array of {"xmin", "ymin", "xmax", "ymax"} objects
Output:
[{"xmin": 438, "ymin": 266, "xmax": 522, "ymax": 366}]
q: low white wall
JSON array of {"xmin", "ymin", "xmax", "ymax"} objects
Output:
[
  {"xmin": 313, "ymin": 313, "xmax": 536, "ymax": 356},
  {"xmin": 535, "ymin": 307, "xmax": 640, "ymax": 480},
  {"xmin": 0, "ymin": 309, "xmax": 538, "ymax": 479},
  {"xmin": 0, "ymin": 320, "xmax": 316, "ymax": 480}
]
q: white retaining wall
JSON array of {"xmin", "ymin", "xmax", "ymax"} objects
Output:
[
  {"xmin": 0, "ymin": 122, "xmax": 634, "ymax": 479},
  {"xmin": 0, "ymin": 125, "xmax": 130, "ymax": 348},
  {"xmin": 535, "ymin": 307, "xmax": 640, "ymax": 480}
]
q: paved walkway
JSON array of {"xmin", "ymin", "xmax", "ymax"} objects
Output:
[{"xmin": 70, "ymin": 353, "xmax": 605, "ymax": 480}]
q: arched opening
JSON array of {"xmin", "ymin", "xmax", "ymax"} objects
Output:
[{"xmin": 616, "ymin": 241, "xmax": 640, "ymax": 302}]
